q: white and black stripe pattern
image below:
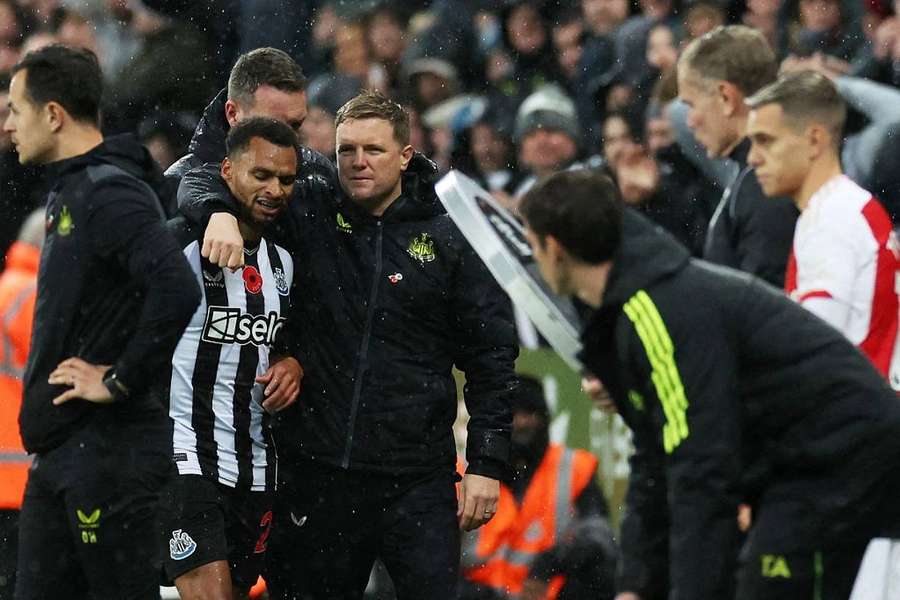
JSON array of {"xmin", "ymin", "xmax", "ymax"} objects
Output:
[
  {"xmin": 168, "ymin": 237, "xmax": 293, "ymax": 492},
  {"xmin": 261, "ymin": 241, "xmax": 290, "ymax": 489}
]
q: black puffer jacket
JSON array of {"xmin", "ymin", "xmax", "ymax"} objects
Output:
[
  {"xmin": 178, "ymin": 159, "xmax": 518, "ymax": 479},
  {"xmin": 163, "ymin": 88, "xmax": 335, "ymax": 216},
  {"xmin": 580, "ymin": 209, "xmax": 900, "ymax": 599}
]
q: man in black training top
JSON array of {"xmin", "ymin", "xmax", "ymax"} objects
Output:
[
  {"xmin": 6, "ymin": 46, "xmax": 200, "ymax": 600},
  {"xmin": 519, "ymin": 169, "xmax": 900, "ymax": 600}
]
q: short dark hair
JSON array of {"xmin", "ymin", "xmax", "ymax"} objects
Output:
[
  {"xmin": 12, "ymin": 44, "xmax": 102, "ymax": 125},
  {"xmin": 227, "ymin": 47, "xmax": 307, "ymax": 107},
  {"xmin": 746, "ymin": 70, "xmax": 846, "ymax": 144},
  {"xmin": 520, "ymin": 169, "xmax": 623, "ymax": 264},
  {"xmin": 335, "ymin": 89, "xmax": 410, "ymax": 145},
  {"xmin": 678, "ymin": 25, "xmax": 777, "ymax": 96},
  {"xmin": 225, "ymin": 116, "xmax": 299, "ymax": 159}
]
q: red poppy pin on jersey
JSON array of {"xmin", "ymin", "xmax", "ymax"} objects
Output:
[{"xmin": 243, "ymin": 266, "xmax": 263, "ymax": 294}]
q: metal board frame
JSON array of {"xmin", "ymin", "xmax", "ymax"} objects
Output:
[{"xmin": 435, "ymin": 170, "xmax": 583, "ymax": 371}]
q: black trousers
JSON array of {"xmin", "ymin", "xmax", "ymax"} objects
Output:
[
  {"xmin": 14, "ymin": 414, "xmax": 172, "ymax": 600},
  {"xmin": 734, "ymin": 454, "xmax": 900, "ymax": 600},
  {"xmin": 735, "ymin": 498, "xmax": 872, "ymax": 600},
  {"xmin": 0, "ymin": 509, "xmax": 17, "ymax": 600},
  {"xmin": 266, "ymin": 459, "xmax": 461, "ymax": 600},
  {"xmin": 736, "ymin": 544, "xmax": 867, "ymax": 600}
]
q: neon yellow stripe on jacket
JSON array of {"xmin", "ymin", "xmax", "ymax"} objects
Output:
[{"xmin": 623, "ymin": 290, "xmax": 689, "ymax": 453}]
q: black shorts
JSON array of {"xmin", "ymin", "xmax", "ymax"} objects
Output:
[
  {"xmin": 14, "ymin": 414, "xmax": 172, "ymax": 600},
  {"xmin": 159, "ymin": 474, "xmax": 273, "ymax": 591}
]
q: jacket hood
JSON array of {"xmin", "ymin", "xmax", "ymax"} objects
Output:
[
  {"xmin": 601, "ymin": 208, "xmax": 691, "ymax": 307},
  {"xmin": 187, "ymin": 88, "xmax": 229, "ymax": 163},
  {"xmin": 50, "ymin": 133, "xmax": 167, "ymax": 199},
  {"xmin": 390, "ymin": 154, "xmax": 445, "ymax": 221}
]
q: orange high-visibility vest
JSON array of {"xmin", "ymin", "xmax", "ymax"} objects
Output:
[
  {"xmin": 462, "ymin": 444, "xmax": 599, "ymax": 600},
  {"xmin": 0, "ymin": 242, "xmax": 38, "ymax": 510}
]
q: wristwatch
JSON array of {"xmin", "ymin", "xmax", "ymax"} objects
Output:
[{"xmin": 102, "ymin": 369, "xmax": 130, "ymax": 402}]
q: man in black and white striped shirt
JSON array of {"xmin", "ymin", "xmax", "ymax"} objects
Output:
[{"xmin": 160, "ymin": 117, "xmax": 303, "ymax": 600}]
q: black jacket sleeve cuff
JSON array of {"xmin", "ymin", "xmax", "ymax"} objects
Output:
[
  {"xmin": 466, "ymin": 429, "xmax": 510, "ymax": 465},
  {"xmin": 464, "ymin": 456, "xmax": 507, "ymax": 481}
]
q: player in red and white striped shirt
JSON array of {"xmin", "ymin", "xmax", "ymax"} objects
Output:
[{"xmin": 746, "ymin": 70, "xmax": 900, "ymax": 388}]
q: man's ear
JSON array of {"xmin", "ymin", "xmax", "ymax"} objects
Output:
[
  {"xmin": 224, "ymin": 100, "xmax": 240, "ymax": 127},
  {"xmin": 45, "ymin": 101, "xmax": 64, "ymax": 133},
  {"xmin": 807, "ymin": 123, "xmax": 831, "ymax": 161},
  {"xmin": 220, "ymin": 157, "xmax": 232, "ymax": 182},
  {"xmin": 545, "ymin": 234, "xmax": 566, "ymax": 262},
  {"xmin": 718, "ymin": 81, "xmax": 744, "ymax": 118},
  {"xmin": 399, "ymin": 144, "xmax": 414, "ymax": 172}
]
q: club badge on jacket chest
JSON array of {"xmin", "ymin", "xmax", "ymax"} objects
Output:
[
  {"xmin": 41, "ymin": 198, "xmax": 79, "ymax": 272},
  {"xmin": 383, "ymin": 232, "xmax": 447, "ymax": 312}
]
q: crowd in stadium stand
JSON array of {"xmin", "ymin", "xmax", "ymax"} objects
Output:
[
  {"xmin": 0, "ymin": 0, "xmax": 898, "ymax": 259},
  {"xmin": 1, "ymin": 1, "xmax": 900, "ymax": 599}
]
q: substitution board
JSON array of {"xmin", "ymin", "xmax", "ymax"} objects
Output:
[{"xmin": 435, "ymin": 170, "xmax": 583, "ymax": 371}]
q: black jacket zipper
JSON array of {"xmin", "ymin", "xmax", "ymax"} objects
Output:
[{"xmin": 342, "ymin": 219, "xmax": 383, "ymax": 468}]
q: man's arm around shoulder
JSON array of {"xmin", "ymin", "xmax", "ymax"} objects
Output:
[{"xmin": 177, "ymin": 164, "xmax": 244, "ymax": 269}]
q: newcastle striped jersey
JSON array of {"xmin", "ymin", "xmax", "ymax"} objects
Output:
[{"xmin": 167, "ymin": 219, "xmax": 293, "ymax": 492}]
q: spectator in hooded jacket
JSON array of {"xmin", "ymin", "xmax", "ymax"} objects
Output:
[{"xmin": 303, "ymin": 73, "xmax": 363, "ymax": 159}]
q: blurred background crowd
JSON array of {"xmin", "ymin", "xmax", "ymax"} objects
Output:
[
  {"xmin": 0, "ymin": 1, "xmax": 897, "ymax": 598},
  {"xmin": 1, "ymin": 0, "xmax": 900, "ymax": 262}
]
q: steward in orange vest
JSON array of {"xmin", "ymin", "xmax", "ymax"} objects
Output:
[
  {"xmin": 0, "ymin": 209, "xmax": 43, "ymax": 597},
  {"xmin": 0, "ymin": 239, "xmax": 39, "ymax": 509},
  {"xmin": 460, "ymin": 376, "xmax": 617, "ymax": 600}
]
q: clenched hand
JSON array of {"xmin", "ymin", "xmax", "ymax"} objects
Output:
[{"xmin": 202, "ymin": 213, "xmax": 243, "ymax": 270}]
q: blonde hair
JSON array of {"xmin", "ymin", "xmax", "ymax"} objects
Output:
[{"xmin": 679, "ymin": 25, "xmax": 777, "ymax": 95}]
